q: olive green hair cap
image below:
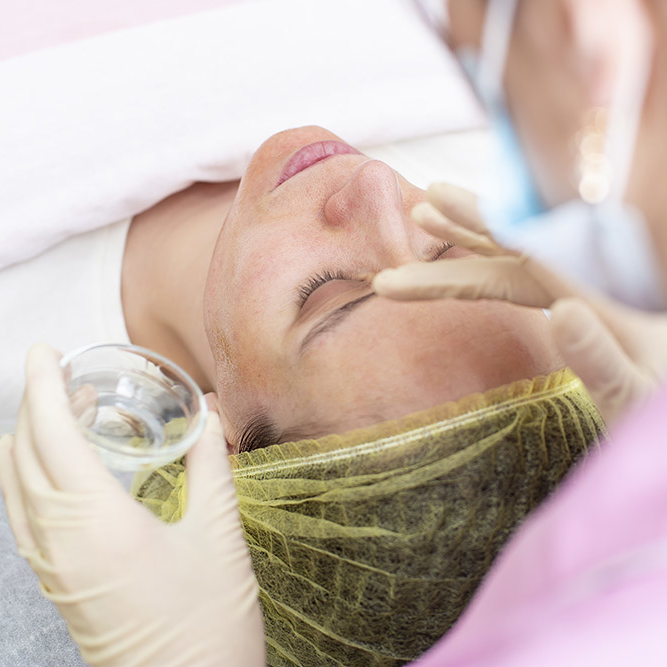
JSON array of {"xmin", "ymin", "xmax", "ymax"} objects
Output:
[{"xmin": 135, "ymin": 369, "xmax": 605, "ymax": 666}]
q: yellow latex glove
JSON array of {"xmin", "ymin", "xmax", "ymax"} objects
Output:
[
  {"xmin": 0, "ymin": 344, "xmax": 265, "ymax": 667},
  {"xmin": 373, "ymin": 183, "xmax": 667, "ymax": 425}
]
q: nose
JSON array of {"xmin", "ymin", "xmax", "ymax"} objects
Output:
[{"xmin": 323, "ymin": 160, "xmax": 418, "ymax": 267}]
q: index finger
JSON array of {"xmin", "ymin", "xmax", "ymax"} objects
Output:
[{"xmin": 373, "ymin": 254, "xmax": 574, "ymax": 308}]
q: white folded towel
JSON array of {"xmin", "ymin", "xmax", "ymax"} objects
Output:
[{"xmin": 0, "ymin": 0, "xmax": 483, "ymax": 269}]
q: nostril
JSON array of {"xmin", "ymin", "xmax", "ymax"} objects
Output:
[{"xmin": 323, "ymin": 188, "xmax": 353, "ymax": 227}]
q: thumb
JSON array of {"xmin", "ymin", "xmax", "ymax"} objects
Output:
[
  {"xmin": 183, "ymin": 411, "xmax": 238, "ymax": 522},
  {"xmin": 550, "ymin": 298, "xmax": 647, "ymax": 424}
]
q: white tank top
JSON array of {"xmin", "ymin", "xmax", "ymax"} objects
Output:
[{"xmin": 0, "ymin": 219, "xmax": 132, "ymax": 435}]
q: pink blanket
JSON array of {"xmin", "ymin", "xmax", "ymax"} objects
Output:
[
  {"xmin": 1, "ymin": 0, "xmax": 244, "ymax": 60},
  {"xmin": 414, "ymin": 382, "xmax": 667, "ymax": 666}
]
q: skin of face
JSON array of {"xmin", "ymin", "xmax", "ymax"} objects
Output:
[{"xmin": 204, "ymin": 126, "xmax": 564, "ymax": 449}]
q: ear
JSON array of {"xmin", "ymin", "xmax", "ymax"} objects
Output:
[
  {"xmin": 203, "ymin": 391, "xmax": 236, "ymax": 454},
  {"xmin": 562, "ymin": 0, "xmax": 647, "ymax": 106}
]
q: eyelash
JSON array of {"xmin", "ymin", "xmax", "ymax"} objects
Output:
[
  {"xmin": 296, "ymin": 241, "xmax": 453, "ymax": 307},
  {"xmin": 297, "ymin": 270, "xmax": 346, "ymax": 307}
]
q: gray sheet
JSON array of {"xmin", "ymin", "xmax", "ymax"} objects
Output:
[{"xmin": 0, "ymin": 495, "xmax": 87, "ymax": 666}]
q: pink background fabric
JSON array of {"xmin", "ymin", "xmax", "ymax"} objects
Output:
[
  {"xmin": 1, "ymin": 0, "xmax": 245, "ymax": 60},
  {"xmin": 414, "ymin": 381, "xmax": 667, "ymax": 666}
]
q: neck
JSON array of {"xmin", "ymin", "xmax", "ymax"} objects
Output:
[{"xmin": 121, "ymin": 181, "xmax": 238, "ymax": 392}]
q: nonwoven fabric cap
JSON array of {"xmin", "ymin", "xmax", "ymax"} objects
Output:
[{"xmin": 134, "ymin": 368, "xmax": 606, "ymax": 666}]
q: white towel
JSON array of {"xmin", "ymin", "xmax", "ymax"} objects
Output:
[{"xmin": 0, "ymin": 0, "xmax": 483, "ymax": 269}]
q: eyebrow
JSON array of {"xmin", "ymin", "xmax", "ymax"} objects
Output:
[{"xmin": 299, "ymin": 293, "xmax": 376, "ymax": 354}]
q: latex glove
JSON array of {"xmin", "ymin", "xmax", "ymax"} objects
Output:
[
  {"xmin": 373, "ymin": 182, "xmax": 667, "ymax": 424},
  {"xmin": 0, "ymin": 344, "xmax": 265, "ymax": 667}
]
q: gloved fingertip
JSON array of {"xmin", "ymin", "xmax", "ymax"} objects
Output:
[
  {"xmin": 204, "ymin": 410, "xmax": 224, "ymax": 438},
  {"xmin": 372, "ymin": 268, "xmax": 401, "ymax": 294},
  {"xmin": 411, "ymin": 201, "xmax": 433, "ymax": 222},
  {"xmin": 426, "ymin": 181, "xmax": 455, "ymax": 203},
  {"xmin": 25, "ymin": 344, "xmax": 66, "ymax": 398},
  {"xmin": 26, "ymin": 342, "xmax": 61, "ymax": 368}
]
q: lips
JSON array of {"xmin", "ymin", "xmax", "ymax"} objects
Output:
[{"xmin": 274, "ymin": 140, "xmax": 361, "ymax": 188}]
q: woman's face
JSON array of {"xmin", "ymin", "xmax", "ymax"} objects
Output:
[{"xmin": 204, "ymin": 126, "xmax": 563, "ymax": 449}]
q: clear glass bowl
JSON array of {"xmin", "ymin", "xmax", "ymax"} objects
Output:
[{"xmin": 60, "ymin": 344, "xmax": 207, "ymax": 471}]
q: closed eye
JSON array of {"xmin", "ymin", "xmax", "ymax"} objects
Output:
[
  {"xmin": 295, "ymin": 241, "xmax": 454, "ymax": 308},
  {"xmin": 296, "ymin": 270, "xmax": 348, "ymax": 308},
  {"xmin": 429, "ymin": 241, "xmax": 454, "ymax": 261}
]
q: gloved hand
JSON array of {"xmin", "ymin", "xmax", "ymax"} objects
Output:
[
  {"xmin": 373, "ymin": 182, "xmax": 667, "ymax": 424},
  {"xmin": 0, "ymin": 344, "xmax": 265, "ymax": 667}
]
